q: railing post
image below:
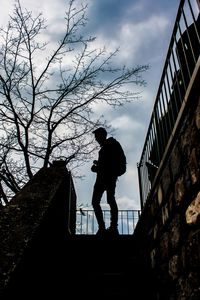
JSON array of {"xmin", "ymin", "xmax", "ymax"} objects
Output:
[{"xmin": 76, "ymin": 209, "xmax": 141, "ymax": 235}]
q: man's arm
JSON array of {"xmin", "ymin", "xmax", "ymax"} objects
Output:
[{"xmin": 91, "ymin": 160, "xmax": 98, "ymax": 172}]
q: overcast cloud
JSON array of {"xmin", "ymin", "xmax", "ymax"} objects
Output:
[{"xmin": 0, "ymin": 0, "xmax": 180, "ymax": 210}]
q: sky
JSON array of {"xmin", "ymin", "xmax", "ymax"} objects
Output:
[{"xmin": 0, "ymin": 0, "xmax": 181, "ymax": 211}]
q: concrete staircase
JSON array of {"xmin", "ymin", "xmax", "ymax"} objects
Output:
[
  {"xmin": 66, "ymin": 235, "xmax": 155, "ymax": 299},
  {"xmin": 3, "ymin": 234, "xmax": 155, "ymax": 299}
]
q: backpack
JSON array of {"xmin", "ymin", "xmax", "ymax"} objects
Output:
[
  {"xmin": 115, "ymin": 142, "xmax": 127, "ymax": 176},
  {"xmin": 100, "ymin": 137, "xmax": 127, "ymax": 176}
]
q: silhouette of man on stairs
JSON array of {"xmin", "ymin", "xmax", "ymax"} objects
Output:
[{"xmin": 91, "ymin": 127, "xmax": 126, "ymax": 236}]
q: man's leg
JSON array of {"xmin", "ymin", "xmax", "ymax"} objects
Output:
[
  {"xmin": 92, "ymin": 180, "xmax": 106, "ymax": 232},
  {"xmin": 106, "ymin": 177, "xmax": 118, "ymax": 230}
]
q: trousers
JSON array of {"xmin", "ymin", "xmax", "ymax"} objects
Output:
[{"xmin": 92, "ymin": 174, "xmax": 118, "ymax": 229}]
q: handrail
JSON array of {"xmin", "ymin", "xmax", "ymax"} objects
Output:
[
  {"xmin": 76, "ymin": 209, "xmax": 141, "ymax": 235},
  {"xmin": 137, "ymin": 0, "xmax": 200, "ymax": 208}
]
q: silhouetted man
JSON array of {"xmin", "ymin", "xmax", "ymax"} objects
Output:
[{"xmin": 91, "ymin": 127, "xmax": 126, "ymax": 236}]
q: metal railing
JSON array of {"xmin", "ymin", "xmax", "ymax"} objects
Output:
[
  {"xmin": 137, "ymin": 0, "xmax": 200, "ymax": 208},
  {"xmin": 76, "ymin": 209, "xmax": 141, "ymax": 235}
]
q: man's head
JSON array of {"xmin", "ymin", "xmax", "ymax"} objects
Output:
[{"xmin": 92, "ymin": 127, "xmax": 107, "ymax": 146}]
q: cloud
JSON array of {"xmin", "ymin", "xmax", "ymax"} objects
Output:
[
  {"xmin": 72, "ymin": 0, "xmax": 179, "ymax": 211},
  {"xmin": 0, "ymin": 0, "xmax": 180, "ymax": 212},
  {"xmin": 117, "ymin": 196, "xmax": 140, "ymax": 210},
  {"xmin": 111, "ymin": 115, "xmax": 143, "ymax": 131},
  {"xmin": 118, "ymin": 15, "xmax": 169, "ymax": 63}
]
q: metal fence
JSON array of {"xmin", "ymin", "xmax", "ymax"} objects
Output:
[
  {"xmin": 137, "ymin": 0, "xmax": 200, "ymax": 208},
  {"xmin": 76, "ymin": 209, "xmax": 141, "ymax": 235}
]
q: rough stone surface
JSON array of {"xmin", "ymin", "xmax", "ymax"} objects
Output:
[
  {"xmin": 0, "ymin": 165, "xmax": 74, "ymax": 292},
  {"xmin": 186, "ymin": 192, "xmax": 200, "ymax": 224}
]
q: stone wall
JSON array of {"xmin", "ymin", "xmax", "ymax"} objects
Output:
[
  {"xmin": 133, "ymin": 69, "xmax": 200, "ymax": 299},
  {"xmin": 0, "ymin": 162, "xmax": 77, "ymax": 296}
]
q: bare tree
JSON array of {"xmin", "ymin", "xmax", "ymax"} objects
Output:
[{"xmin": 0, "ymin": 0, "xmax": 148, "ymax": 204}]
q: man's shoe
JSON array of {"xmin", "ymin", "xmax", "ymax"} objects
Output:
[
  {"xmin": 96, "ymin": 228, "xmax": 106, "ymax": 236},
  {"xmin": 106, "ymin": 226, "xmax": 119, "ymax": 236}
]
